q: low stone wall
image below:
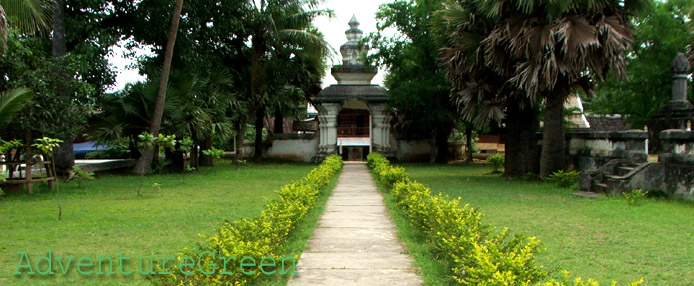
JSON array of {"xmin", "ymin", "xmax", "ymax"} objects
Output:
[
  {"xmin": 394, "ymin": 139, "xmax": 431, "ymax": 162},
  {"xmin": 568, "ymin": 130, "xmax": 648, "ymax": 171},
  {"xmin": 241, "ymin": 134, "xmax": 319, "ymax": 162},
  {"xmin": 659, "ymin": 129, "xmax": 694, "ymax": 200}
]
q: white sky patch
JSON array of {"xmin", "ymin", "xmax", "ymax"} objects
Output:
[
  {"xmin": 107, "ymin": 38, "xmax": 154, "ymax": 92},
  {"xmin": 107, "ymin": 0, "xmax": 398, "ymax": 92}
]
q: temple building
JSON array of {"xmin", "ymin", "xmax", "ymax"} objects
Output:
[
  {"xmin": 253, "ymin": 16, "xmax": 439, "ymax": 162},
  {"xmin": 311, "ymin": 16, "xmax": 393, "ymax": 161}
]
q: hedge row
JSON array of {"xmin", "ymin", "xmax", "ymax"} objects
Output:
[
  {"xmin": 152, "ymin": 155, "xmax": 343, "ymax": 286},
  {"xmin": 367, "ymin": 153, "xmax": 643, "ymax": 286}
]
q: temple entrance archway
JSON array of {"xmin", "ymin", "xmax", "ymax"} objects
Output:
[{"xmin": 338, "ymin": 101, "xmax": 371, "ymax": 161}]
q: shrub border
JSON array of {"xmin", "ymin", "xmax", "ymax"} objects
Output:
[
  {"xmin": 151, "ymin": 155, "xmax": 343, "ymax": 285},
  {"xmin": 367, "ymin": 153, "xmax": 643, "ymax": 286}
]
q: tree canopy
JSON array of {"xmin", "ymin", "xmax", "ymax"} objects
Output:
[
  {"xmin": 366, "ymin": 0, "xmax": 454, "ymax": 163},
  {"xmin": 589, "ymin": 0, "xmax": 694, "ymax": 129}
]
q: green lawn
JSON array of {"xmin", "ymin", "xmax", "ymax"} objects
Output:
[
  {"xmin": 0, "ymin": 161, "xmax": 316, "ymax": 285},
  {"xmin": 401, "ymin": 163, "xmax": 694, "ymax": 285}
]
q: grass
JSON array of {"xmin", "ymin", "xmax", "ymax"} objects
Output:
[
  {"xmin": 0, "ymin": 161, "xmax": 317, "ymax": 285},
  {"xmin": 399, "ymin": 163, "xmax": 694, "ymax": 286}
]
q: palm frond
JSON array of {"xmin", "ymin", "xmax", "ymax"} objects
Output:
[
  {"xmin": 1, "ymin": 0, "xmax": 52, "ymax": 35},
  {"xmin": 0, "ymin": 87, "xmax": 32, "ymax": 131}
]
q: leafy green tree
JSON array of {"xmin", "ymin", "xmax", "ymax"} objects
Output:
[
  {"xmin": 237, "ymin": 0, "xmax": 331, "ymax": 162},
  {"xmin": 437, "ymin": 0, "xmax": 648, "ymax": 177},
  {"xmin": 589, "ymin": 1, "xmax": 693, "ymax": 130},
  {"xmin": 366, "ymin": 0, "xmax": 455, "ymax": 163},
  {"xmin": 0, "ymin": 31, "xmax": 95, "ymax": 156},
  {"xmin": 89, "ymin": 69, "xmax": 237, "ymax": 171}
]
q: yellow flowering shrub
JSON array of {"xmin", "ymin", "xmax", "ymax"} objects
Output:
[
  {"xmin": 368, "ymin": 153, "xmax": 643, "ymax": 286},
  {"xmin": 151, "ymin": 155, "xmax": 342, "ymax": 285}
]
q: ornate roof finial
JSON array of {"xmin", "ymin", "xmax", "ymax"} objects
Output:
[
  {"xmin": 672, "ymin": 52, "xmax": 691, "ymax": 74},
  {"xmin": 348, "ymin": 15, "xmax": 360, "ymax": 28},
  {"xmin": 340, "ymin": 15, "xmax": 364, "ymax": 66}
]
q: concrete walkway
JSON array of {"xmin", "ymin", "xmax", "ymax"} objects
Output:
[{"xmin": 287, "ymin": 162, "xmax": 422, "ymax": 286}]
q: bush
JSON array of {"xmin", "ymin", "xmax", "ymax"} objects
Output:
[
  {"xmin": 545, "ymin": 170, "xmax": 580, "ymax": 188},
  {"xmin": 624, "ymin": 189, "xmax": 647, "ymax": 206},
  {"xmin": 71, "ymin": 166, "xmax": 95, "ymax": 188},
  {"xmin": 486, "ymin": 154, "xmax": 505, "ymax": 173},
  {"xmin": 151, "ymin": 155, "xmax": 343, "ymax": 286},
  {"xmin": 379, "ymin": 166, "xmax": 409, "ymax": 189},
  {"xmin": 370, "ymin": 153, "xmax": 643, "ymax": 285},
  {"xmin": 371, "ymin": 153, "xmax": 546, "ymax": 285}
]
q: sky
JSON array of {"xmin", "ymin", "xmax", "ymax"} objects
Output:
[{"xmin": 108, "ymin": 0, "xmax": 396, "ymax": 91}]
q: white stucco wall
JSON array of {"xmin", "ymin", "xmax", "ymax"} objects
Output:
[
  {"xmin": 395, "ymin": 139, "xmax": 432, "ymax": 162},
  {"xmin": 267, "ymin": 138, "xmax": 319, "ymax": 162}
]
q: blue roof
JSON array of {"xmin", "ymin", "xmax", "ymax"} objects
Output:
[{"xmin": 73, "ymin": 142, "xmax": 107, "ymax": 155}]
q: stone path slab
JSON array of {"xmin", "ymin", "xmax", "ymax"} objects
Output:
[{"xmin": 287, "ymin": 162, "xmax": 422, "ymax": 286}]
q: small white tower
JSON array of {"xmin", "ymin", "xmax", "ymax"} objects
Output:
[
  {"xmin": 333, "ymin": 15, "xmax": 377, "ymax": 85},
  {"xmin": 340, "ymin": 15, "xmax": 364, "ymax": 66}
]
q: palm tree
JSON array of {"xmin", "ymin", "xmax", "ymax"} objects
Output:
[
  {"xmin": 0, "ymin": 0, "xmax": 52, "ymax": 54},
  {"xmin": 237, "ymin": 0, "xmax": 332, "ymax": 162},
  {"xmin": 437, "ymin": 0, "xmax": 647, "ymax": 177},
  {"xmin": 0, "ymin": 88, "xmax": 32, "ymax": 131},
  {"xmin": 134, "ymin": 0, "xmax": 184, "ymax": 175}
]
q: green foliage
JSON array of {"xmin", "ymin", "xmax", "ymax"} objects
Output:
[
  {"xmin": 85, "ymin": 141, "xmax": 130, "ymax": 159},
  {"xmin": 151, "ymin": 155, "xmax": 343, "ymax": 285},
  {"xmin": 31, "ymin": 137, "xmax": 63, "ymax": 157},
  {"xmin": 178, "ymin": 137, "xmax": 194, "ymax": 153},
  {"xmin": 545, "ymin": 170, "xmax": 580, "ymax": 188},
  {"xmin": 379, "ymin": 166, "xmax": 409, "ymax": 190},
  {"xmin": 0, "ymin": 170, "xmax": 6, "ymax": 197},
  {"xmin": 138, "ymin": 132, "xmax": 176, "ymax": 151},
  {"xmin": 0, "ymin": 138, "xmax": 22, "ymax": 153},
  {"xmin": 0, "ymin": 88, "xmax": 32, "ymax": 131},
  {"xmin": 486, "ymin": 154, "xmax": 505, "ymax": 173},
  {"xmin": 366, "ymin": 0, "xmax": 454, "ymax": 143},
  {"xmin": 589, "ymin": 1, "xmax": 693, "ymax": 128},
  {"xmin": 624, "ymin": 189, "xmax": 647, "ymax": 206},
  {"xmin": 1, "ymin": 30, "xmax": 103, "ymax": 141},
  {"xmin": 71, "ymin": 166, "xmax": 94, "ymax": 189},
  {"xmin": 369, "ymin": 153, "xmax": 547, "ymax": 285},
  {"xmin": 202, "ymin": 147, "xmax": 224, "ymax": 160}
]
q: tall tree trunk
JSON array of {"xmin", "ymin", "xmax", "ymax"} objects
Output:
[
  {"xmin": 199, "ymin": 136, "xmax": 213, "ymax": 166},
  {"xmin": 235, "ymin": 118, "xmax": 248, "ymax": 160},
  {"xmin": 190, "ymin": 144, "xmax": 199, "ymax": 169},
  {"xmin": 273, "ymin": 104, "xmax": 283, "ymax": 134},
  {"xmin": 254, "ymin": 105, "xmax": 264, "ymax": 163},
  {"xmin": 134, "ymin": 0, "xmax": 184, "ymax": 175},
  {"xmin": 429, "ymin": 130, "xmax": 437, "ymax": 163},
  {"xmin": 540, "ymin": 92, "xmax": 567, "ymax": 178},
  {"xmin": 435, "ymin": 126, "xmax": 451, "ymax": 164},
  {"xmin": 51, "ymin": 0, "xmax": 73, "ymax": 174},
  {"xmin": 505, "ymin": 100, "xmax": 539, "ymax": 176},
  {"xmin": 465, "ymin": 126, "xmax": 473, "ymax": 164}
]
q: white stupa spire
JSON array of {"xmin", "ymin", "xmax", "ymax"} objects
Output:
[{"xmin": 340, "ymin": 15, "xmax": 364, "ymax": 66}]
